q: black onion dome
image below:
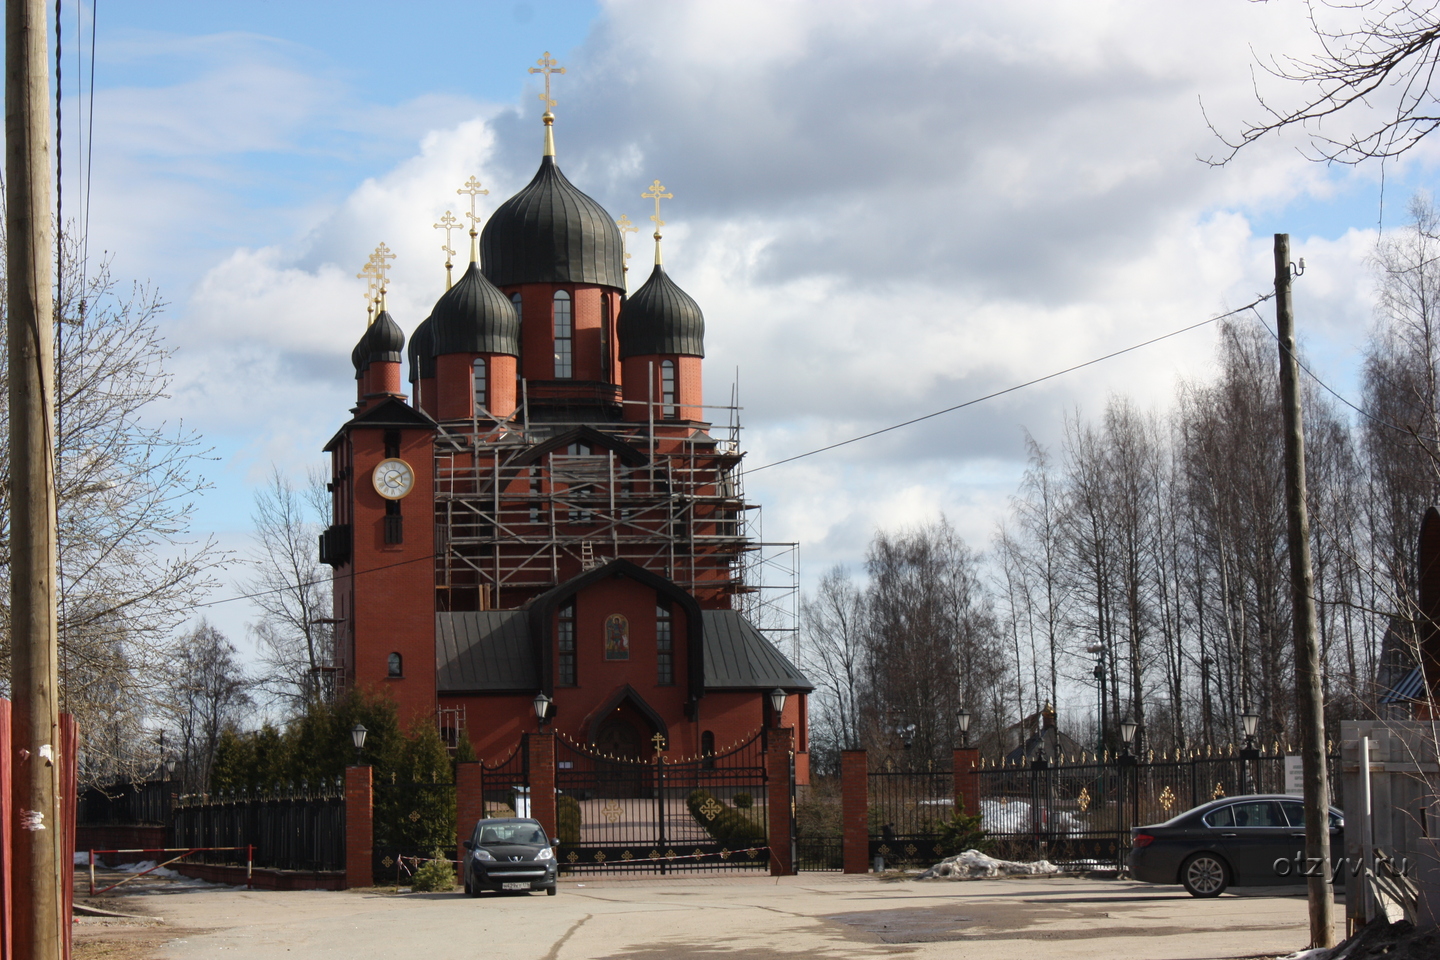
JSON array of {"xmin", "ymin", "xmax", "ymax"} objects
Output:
[
  {"xmin": 408, "ymin": 315, "xmax": 436, "ymax": 384},
  {"xmin": 481, "ymin": 157, "xmax": 625, "ymax": 288},
  {"xmin": 618, "ymin": 264, "xmax": 705, "ymax": 359},
  {"xmin": 366, "ymin": 309, "xmax": 405, "ymax": 364},
  {"xmin": 352, "ymin": 310, "xmax": 404, "ymax": 378},
  {"xmin": 430, "ymin": 262, "xmax": 520, "ymax": 356}
]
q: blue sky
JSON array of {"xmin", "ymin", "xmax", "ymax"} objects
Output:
[{"xmin": 61, "ymin": 1, "xmax": 1440, "ymax": 647}]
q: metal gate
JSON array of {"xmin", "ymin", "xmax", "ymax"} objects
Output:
[{"xmin": 555, "ymin": 732, "xmax": 769, "ymax": 873}]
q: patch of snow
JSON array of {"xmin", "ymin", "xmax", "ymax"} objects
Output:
[
  {"xmin": 1272, "ymin": 950, "xmax": 1331, "ymax": 960},
  {"xmin": 73, "ymin": 852, "xmax": 103, "ymax": 867},
  {"xmin": 918, "ymin": 848, "xmax": 1061, "ymax": 880},
  {"xmin": 114, "ymin": 861, "xmax": 181, "ymax": 878}
]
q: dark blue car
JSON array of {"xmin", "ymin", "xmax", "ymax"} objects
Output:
[{"xmin": 1126, "ymin": 794, "xmax": 1343, "ymax": 897}]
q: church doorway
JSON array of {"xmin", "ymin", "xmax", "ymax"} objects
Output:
[{"xmin": 595, "ymin": 715, "xmax": 644, "ymax": 760}]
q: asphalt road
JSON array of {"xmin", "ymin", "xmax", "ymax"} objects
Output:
[{"xmin": 84, "ymin": 873, "xmax": 1345, "ymax": 960}]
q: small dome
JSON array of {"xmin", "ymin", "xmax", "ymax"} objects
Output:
[
  {"xmin": 430, "ymin": 262, "xmax": 519, "ymax": 356},
  {"xmin": 481, "ymin": 157, "xmax": 625, "ymax": 289},
  {"xmin": 408, "ymin": 315, "xmax": 436, "ymax": 384},
  {"xmin": 351, "ymin": 309, "xmax": 405, "ymax": 378},
  {"xmin": 618, "ymin": 264, "xmax": 705, "ymax": 359}
]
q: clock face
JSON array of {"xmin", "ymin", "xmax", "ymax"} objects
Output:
[{"xmin": 372, "ymin": 458, "xmax": 415, "ymax": 500}]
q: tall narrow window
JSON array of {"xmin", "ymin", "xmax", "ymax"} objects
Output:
[
  {"xmin": 558, "ymin": 601, "xmax": 577, "ymax": 685},
  {"xmin": 553, "ymin": 291, "xmax": 573, "ymax": 379},
  {"xmin": 656, "ymin": 602, "xmax": 674, "ymax": 686},
  {"xmin": 660, "ymin": 360, "xmax": 677, "ymax": 419},
  {"xmin": 471, "ymin": 357, "xmax": 487, "ymax": 415},
  {"xmin": 387, "ymin": 652, "xmax": 403, "ymax": 677},
  {"xmin": 512, "ymin": 293, "xmax": 524, "ymax": 382},
  {"xmin": 600, "ymin": 293, "xmax": 611, "ymax": 381}
]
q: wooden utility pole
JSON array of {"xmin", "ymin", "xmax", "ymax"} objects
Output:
[
  {"xmin": 1273, "ymin": 233, "xmax": 1335, "ymax": 949},
  {"xmin": 6, "ymin": 0, "xmax": 64, "ymax": 956}
]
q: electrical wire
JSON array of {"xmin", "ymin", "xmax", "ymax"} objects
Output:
[{"xmin": 742, "ymin": 294, "xmax": 1275, "ymax": 476}]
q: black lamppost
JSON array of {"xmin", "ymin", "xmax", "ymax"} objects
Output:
[
  {"xmin": 1087, "ymin": 644, "xmax": 1106, "ymax": 755},
  {"xmin": 1119, "ymin": 717, "xmax": 1139, "ymax": 764},
  {"xmin": 769, "ymin": 688, "xmax": 787, "ymax": 727},
  {"xmin": 533, "ymin": 691, "xmax": 554, "ymax": 729},
  {"xmin": 1239, "ymin": 706, "xmax": 1261, "ymax": 793},
  {"xmin": 958, "ymin": 708, "xmax": 971, "ymax": 749},
  {"xmin": 351, "ymin": 723, "xmax": 368, "ymax": 765}
]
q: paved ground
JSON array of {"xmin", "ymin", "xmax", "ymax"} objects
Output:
[{"xmin": 74, "ymin": 873, "xmax": 1348, "ymax": 960}]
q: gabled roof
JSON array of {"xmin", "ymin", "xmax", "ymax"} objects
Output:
[
  {"xmin": 323, "ymin": 397, "xmax": 436, "ymax": 451},
  {"xmin": 511, "ymin": 425, "xmax": 648, "ymax": 468},
  {"xmin": 702, "ymin": 610, "xmax": 812, "ymax": 691},
  {"xmin": 436, "ymin": 611, "xmax": 537, "ymax": 693}
]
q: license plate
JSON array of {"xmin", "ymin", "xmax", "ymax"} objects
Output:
[{"xmin": 502, "ymin": 882, "xmax": 530, "ymax": 891}]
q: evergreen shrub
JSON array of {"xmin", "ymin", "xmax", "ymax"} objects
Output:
[{"xmin": 686, "ymin": 788, "xmax": 764, "ymax": 845}]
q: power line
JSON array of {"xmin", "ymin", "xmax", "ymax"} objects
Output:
[{"xmin": 742, "ymin": 294, "xmax": 1275, "ymax": 476}]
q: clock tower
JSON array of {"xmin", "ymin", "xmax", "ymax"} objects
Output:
[{"xmin": 323, "ymin": 301, "xmax": 440, "ymax": 724}]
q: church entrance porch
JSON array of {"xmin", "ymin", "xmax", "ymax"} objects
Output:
[{"xmin": 554, "ymin": 732, "xmax": 769, "ymax": 874}]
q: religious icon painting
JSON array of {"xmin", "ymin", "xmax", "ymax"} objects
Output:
[{"xmin": 604, "ymin": 613, "xmax": 629, "ymax": 660}]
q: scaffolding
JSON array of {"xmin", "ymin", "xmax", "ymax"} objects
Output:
[{"xmin": 429, "ymin": 392, "xmax": 796, "ymax": 620}]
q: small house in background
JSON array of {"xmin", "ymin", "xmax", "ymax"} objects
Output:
[{"xmin": 1003, "ymin": 703, "xmax": 1082, "ymax": 764}]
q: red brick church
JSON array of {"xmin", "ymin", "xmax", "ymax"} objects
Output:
[{"xmin": 321, "ymin": 95, "xmax": 811, "ymax": 778}]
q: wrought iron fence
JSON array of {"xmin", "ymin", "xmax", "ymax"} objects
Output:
[
  {"xmin": 78, "ymin": 779, "xmax": 173, "ymax": 825},
  {"xmin": 481, "ymin": 740, "xmax": 530, "ymax": 821},
  {"xmin": 554, "ymin": 732, "xmax": 769, "ymax": 874},
  {"xmin": 868, "ymin": 758, "xmax": 953, "ymax": 867},
  {"xmin": 172, "ymin": 780, "xmax": 345, "ymax": 872},
  {"xmin": 975, "ymin": 749, "xmax": 1344, "ymax": 869},
  {"xmin": 796, "ymin": 836, "xmax": 843, "ymax": 871}
]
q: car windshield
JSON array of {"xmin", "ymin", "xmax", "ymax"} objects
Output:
[{"xmin": 475, "ymin": 821, "xmax": 547, "ymax": 846}]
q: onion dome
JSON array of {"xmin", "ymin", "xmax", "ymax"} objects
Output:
[
  {"xmin": 480, "ymin": 157, "xmax": 625, "ymax": 288},
  {"xmin": 350, "ymin": 308, "xmax": 405, "ymax": 377},
  {"xmin": 407, "ymin": 315, "xmax": 436, "ymax": 384},
  {"xmin": 618, "ymin": 264, "xmax": 705, "ymax": 359},
  {"xmin": 430, "ymin": 262, "xmax": 520, "ymax": 356}
]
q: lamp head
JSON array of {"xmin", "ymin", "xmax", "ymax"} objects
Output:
[
  {"xmin": 1241, "ymin": 707, "xmax": 1260, "ymax": 739},
  {"xmin": 533, "ymin": 691, "xmax": 554, "ymax": 725},
  {"xmin": 351, "ymin": 723, "xmax": 368, "ymax": 751},
  {"xmin": 769, "ymin": 687, "xmax": 787, "ymax": 720},
  {"xmin": 1119, "ymin": 717, "xmax": 1138, "ymax": 746},
  {"xmin": 958, "ymin": 708, "xmax": 971, "ymax": 734}
]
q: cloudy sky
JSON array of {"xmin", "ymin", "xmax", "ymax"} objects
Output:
[{"xmin": 65, "ymin": 0, "xmax": 1440, "ymax": 644}]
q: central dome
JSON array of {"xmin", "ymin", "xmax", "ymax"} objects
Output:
[{"xmin": 481, "ymin": 156, "xmax": 625, "ymax": 289}]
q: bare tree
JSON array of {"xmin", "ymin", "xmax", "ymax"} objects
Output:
[
  {"xmin": 797, "ymin": 566, "xmax": 868, "ymax": 768},
  {"xmin": 1209, "ymin": 1, "xmax": 1440, "ymax": 164},
  {"xmin": 162, "ymin": 619, "xmax": 252, "ymax": 792},
  {"xmin": 0, "ymin": 235, "xmax": 226, "ymax": 784},
  {"xmin": 248, "ymin": 468, "xmax": 334, "ymax": 711}
]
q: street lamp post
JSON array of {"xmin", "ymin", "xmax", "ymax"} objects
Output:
[
  {"xmin": 533, "ymin": 691, "xmax": 554, "ymax": 729},
  {"xmin": 351, "ymin": 723, "xmax": 368, "ymax": 766},
  {"xmin": 769, "ymin": 688, "xmax": 787, "ymax": 728},
  {"xmin": 1118, "ymin": 716, "xmax": 1139, "ymax": 846},
  {"xmin": 1087, "ymin": 645, "xmax": 1106, "ymax": 756},
  {"xmin": 958, "ymin": 708, "xmax": 971, "ymax": 749},
  {"xmin": 1239, "ymin": 706, "xmax": 1261, "ymax": 793}
]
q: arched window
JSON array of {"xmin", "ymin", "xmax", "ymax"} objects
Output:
[
  {"xmin": 387, "ymin": 652, "xmax": 403, "ymax": 677},
  {"xmin": 553, "ymin": 291, "xmax": 572, "ymax": 379},
  {"xmin": 656, "ymin": 603, "xmax": 674, "ymax": 686},
  {"xmin": 660, "ymin": 360, "xmax": 677, "ymax": 419},
  {"xmin": 600, "ymin": 293, "xmax": 611, "ymax": 381},
  {"xmin": 471, "ymin": 357, "xmax": 487, "ymax": 414}
]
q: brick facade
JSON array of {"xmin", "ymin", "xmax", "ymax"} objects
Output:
[
  {"xmin": 454, "ymin": 762, "xmax": 483, "ymax": 868},
  {"xmin": 527, "ymin": 733, "xmax": 557, "ymax": 841}
]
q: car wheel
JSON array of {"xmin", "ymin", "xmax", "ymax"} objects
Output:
[
  {"xmin": 1181, "ymin": 853, "xmax": 1229, "ymax": 897},
  {"xmin": 546, "ymin": 886, "xmax": 557, "ymax": 896},
  {"xmin": 465, "ymin": 875, "xmax": 481, "ymax": 898}
]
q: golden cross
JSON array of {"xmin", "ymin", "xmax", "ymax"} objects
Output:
[
  {"xmin": 651, "ymin": 732, "xmax": 667, "ymax": 752},
  {"xmin": 457, "ymin": 176, "xmax": 489, "ymax": 232},
  {"xmin": 642, "ymin": 180, "xmax": 672, "ymax": 238},
  {"xmin": 370, "ymin": 242, "xmax": 396, "ymax": 296},
  {"xmin": 529, "ymin": 51, "xmax": 565, "ymax": 110},
  {"xmin": 356, "ymin": 256, "xmax": 380, "ymax": 323},
  {"xmin": 616, "ymin": 214, "xmax": 638, "ymax": 274},
  {"xmin": 434, "ymin": 210, "xmax": 461, "ymax": 286}
]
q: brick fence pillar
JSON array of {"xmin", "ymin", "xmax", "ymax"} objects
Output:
[
  {"xmin": 345, "ymin": 765, "xmax": 373, "ymax": 889},
  {"xmin": 455, "ymin": 761, "xmax": 483, "ymax": 869},
  {"xmin": 953, "ymin": 747, "xmax": 980, "ymax": 817},
  {"xmin": 527, "ymin": 733, "xmax": 557, "ymax": 840},
  {"xmin": 766, "ymin": 726, "xmax": 795, "ymax": 877},
  {"xmin": 841, "ymin": 750, "xmax": 868, "ymax": 873}
]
